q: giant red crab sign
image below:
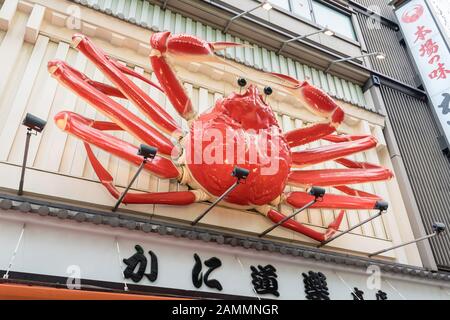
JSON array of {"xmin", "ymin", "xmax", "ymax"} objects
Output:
[{"xmin": 47, "ymin": 32, "xmax": 393, "ymax": 242}]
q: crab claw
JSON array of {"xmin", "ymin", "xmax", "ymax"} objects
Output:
[
  {"xmin": 150, "ymin": 31, "xmax": 245, "ymax": 59},
  {"xmin": 268, "ymin": 72, "xmax": 303, "ymax": 89}
]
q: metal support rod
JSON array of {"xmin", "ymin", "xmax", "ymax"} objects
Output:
[
  {"xmin": 115, "ymin": 237, "xmax": 129, "ymax": 292},
  {"xmin": 258, "ymin": 199, "xmax": 317, "ymax": 238},
  {"xmin": 224, "ymin": 3, "xmax": 263, "ymax": 33},
  {"xmin": 191, "ymin": 180, "xmax": 241, "ymax": 226},
  {"xmin": 112, "ymin": 160, "xmax": 147, "ymax": 212},
  {"xmin": 18, "ymin": 129, "xmax": 32, "ymax": 196},
  {"xmin": 368, "ymin": 232, "xmax": 438, "ymax": 258},
  {"xmin": 325, "ymin": 52, "xmax": 382, "ymax": 73},
  {"xmin": 277, "ymin": 28, "xmax": 325, "ymax": 54},
  {"xmin": 3, "ymin": 224, "xmax": 26, "ymax": 279},
  {"xmin": 318, "ymin": 210, "xmax": 385, "ymax": 248}
]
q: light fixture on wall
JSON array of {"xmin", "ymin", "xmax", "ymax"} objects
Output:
[
  {"xmin": 223, "ymin": 1, "xmax": 273, "ymax": 33},
  {"xmin": 368, "ymin": 222, "xmax": 446, "ymax": 258},
  {"xmin": 258, "ymin": 187, "xmax": 326, "ymax": 238},
  {"xmin": 18, "ymin": 113, "xmax": 47, "ymax": 196},
  {"xmin": 191, "ymin": 167, "xmax": 250, "ymax": 226},
  {"xmin": 277, "ymin": 27, "xmax": 335, "ymax": 54},
  {"xmin": 317, "ymin": 200, "xmax": 389, "ymax": 248},
  {"xmin": 325, "ymin": 51, "xmax": 387, "ymax": 73},
  {"xmin": 112, "ymin": 144, "xmax": 158, "ymax": 212}
]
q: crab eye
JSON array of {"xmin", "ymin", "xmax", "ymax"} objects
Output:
[
  {"xmin": 264, "ymin": 86, "xmax": 273, "ymax": 96},
  {"xmin": 237, "ymin": 78, "xmax": 247, "ymax": 88}
]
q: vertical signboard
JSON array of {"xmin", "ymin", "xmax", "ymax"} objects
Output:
[{"xmin": 395, "ymin": 0, "xmax": 450, "ymax": 153}]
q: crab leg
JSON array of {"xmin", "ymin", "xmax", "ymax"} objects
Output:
[
  {"xmin": 334, "ymin": 157, "xmax": 383, "ymax": 170},
  {"xmin": 292, "ymin": 135, "xmax": 377, "ymax": 168},
  {"xmin": 149, "ymin": 32, "xmax": 246, "ymax": 121},
  {"xmin": 285, "ymin": 124, "xmax": 337, "ymax": 148},
  {"xmin": 149, "ymin": 32, "xmax": 196, "ymax": 121},
  {"xmin": 54, "ymin": 111, "xmax": 180, "ymax": 180},
  {"xmin": 48, "ymin": 60, "xmax": 177, "ymax": 156},
  {"xmin": 71, "ymin": 34, "xmax": 182, "ymax": 137},
  {"xmin": 269, "ymin": 73, "xmax": 345, "ymax": 148},
  {"xmin": 284, "ymin": 191, "xmax": 380, "ymax": 210},
  {"xmin": 333, "ymin": 185, "xmax": 382, "ymax": 199},
  {"xmin": 84, "ymin": 143, "xmax": 198, "ymax": 205},
  {"xmin": 261, "ymin": 208, "xmax": 345, "ymax": 242},
  {"xmin": 58, "ymin": 62, "xmax": 127, "ymax": 99},
  {"xmin": 288, "ymin": 166, "xmax": 393, "ymax": 188}
]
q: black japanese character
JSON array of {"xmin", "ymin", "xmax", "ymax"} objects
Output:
[
  {"xmin": 251, "ymin": 265, "xmax": 280, "ymax": 297},
  {"xmin": 302, "ymin": 271, "xmax": 330, "ymax": 300},
  {"xmin": 439, "ymin": 93, "xmax": 450, "ymax": 115},
  {"xmin": 376, "ymin": 290, "xmax": 388, "ymax": 300},
  {"xmin": 352, "ymin": 287, "xmax": 365, "ymax": 300},
  {"xmin": 123, "ymin": 245, "xmax": 158, "ymax": 283},
  {"xmin": 192, "ymin": 253, "xmax": 223, "ymax": 291}
]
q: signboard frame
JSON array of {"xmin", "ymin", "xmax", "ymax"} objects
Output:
[{"xmin": 394, "ymin": 0, "xmax": 450, "ymax": 158}]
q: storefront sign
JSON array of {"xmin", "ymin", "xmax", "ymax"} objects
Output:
[
  {"xmin": 0, "ymin": 212, "xmax": 448, "ymax": 300},
  {"xmin": 395, "ymin": 0, "xmax": 450, "ymax": 150}
]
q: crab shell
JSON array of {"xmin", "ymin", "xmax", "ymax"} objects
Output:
[{"xmin": 183, "ymin": 85, "xmax": 292, "ymax": 207}]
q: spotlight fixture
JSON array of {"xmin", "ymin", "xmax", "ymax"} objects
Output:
[
  {"xmin": 325, "ymin": 52, "xmax": 387, "ymax": 73},
  {"xmin": 432, "ymin": 222, "xmax": 446, "ymax": 234},
  {"xmin": 224, "ymin": 1, "xmax": 273, "ymax": 33},
  {"xmin": 309, "ymin": 186, "xmax": 326, "ymax": 199},
  {"xmin": 232, "ymin": 166, "xmax": 250, "ymax": 180},
  {"xmin": 137, "ymin": 144, "xmax": 158, "ymax": 160},
  {"xmin": 191, "ymin": 166, "xmax": 250, "ymax": 226},
  {"xmin": 374, "ymin": 200, "xmax": 389, "ymax": 211},
  {"xmin": 369, "ymin": 222, "xmax": 446, "ymax": 258},
  {"xmin": 22, "ymin": 113, "xmax": 47, "ymax": 133},
  {"xmin": 277, "ymin": 27, "xmax": 334, "ymax": 54},
  {"xmin": 262, "ymin": 1, "xmax": 273, "ymax": 11},
  {"xmin": 375, "ymin": 52, "xmax": 387, "ymax": 60},
  {"xmin": 258, "ymin": 186, "xmax": 326, "ymax": 238},
  {"xmin": 324, "ymin": 29, "xmax": 335, "ymax": 37},
  {"xmin": 18, "ymin": 113, "xmax": 47, "ymax": 196},
  {"xmin": 318, "ymin": 200, "xmax": 389, "ymax": 248},
  {"xmin": 112, "ymin": 144, "xmax": 158, "ymax": 212}
]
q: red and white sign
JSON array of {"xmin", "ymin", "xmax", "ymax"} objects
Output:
[{"xmin": 396, "ymin": 0, "xmax": 450, "ymax": 146}]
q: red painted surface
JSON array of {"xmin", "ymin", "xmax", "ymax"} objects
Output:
[{"xmin": 185, "ymin": 85, "xmax": 292, "ymax": 206}]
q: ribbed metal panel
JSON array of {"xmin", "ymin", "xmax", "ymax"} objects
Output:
[
  {"xmin": 70, "ymin": 0, "xmax": 370, "ymax": 109},
  {"xmin": 356, "ymin": 12, "xmax": 417, "ymax": 87},
  {"xmin": 353, "ymin": 0, "xmax": 396, "ymax": 21},
  {"xmin": 380, "ymin": 86, "xmax": 450, "ymax": 269}
]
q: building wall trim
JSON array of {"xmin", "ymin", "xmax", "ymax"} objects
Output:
[{"xmin": 0, "ymin": 272, "xmax": 256, "ymax": 299}]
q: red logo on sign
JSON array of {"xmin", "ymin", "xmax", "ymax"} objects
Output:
[{"xmin": 402, "ymin": 5, "xmax": 424, "ymax": 23}]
